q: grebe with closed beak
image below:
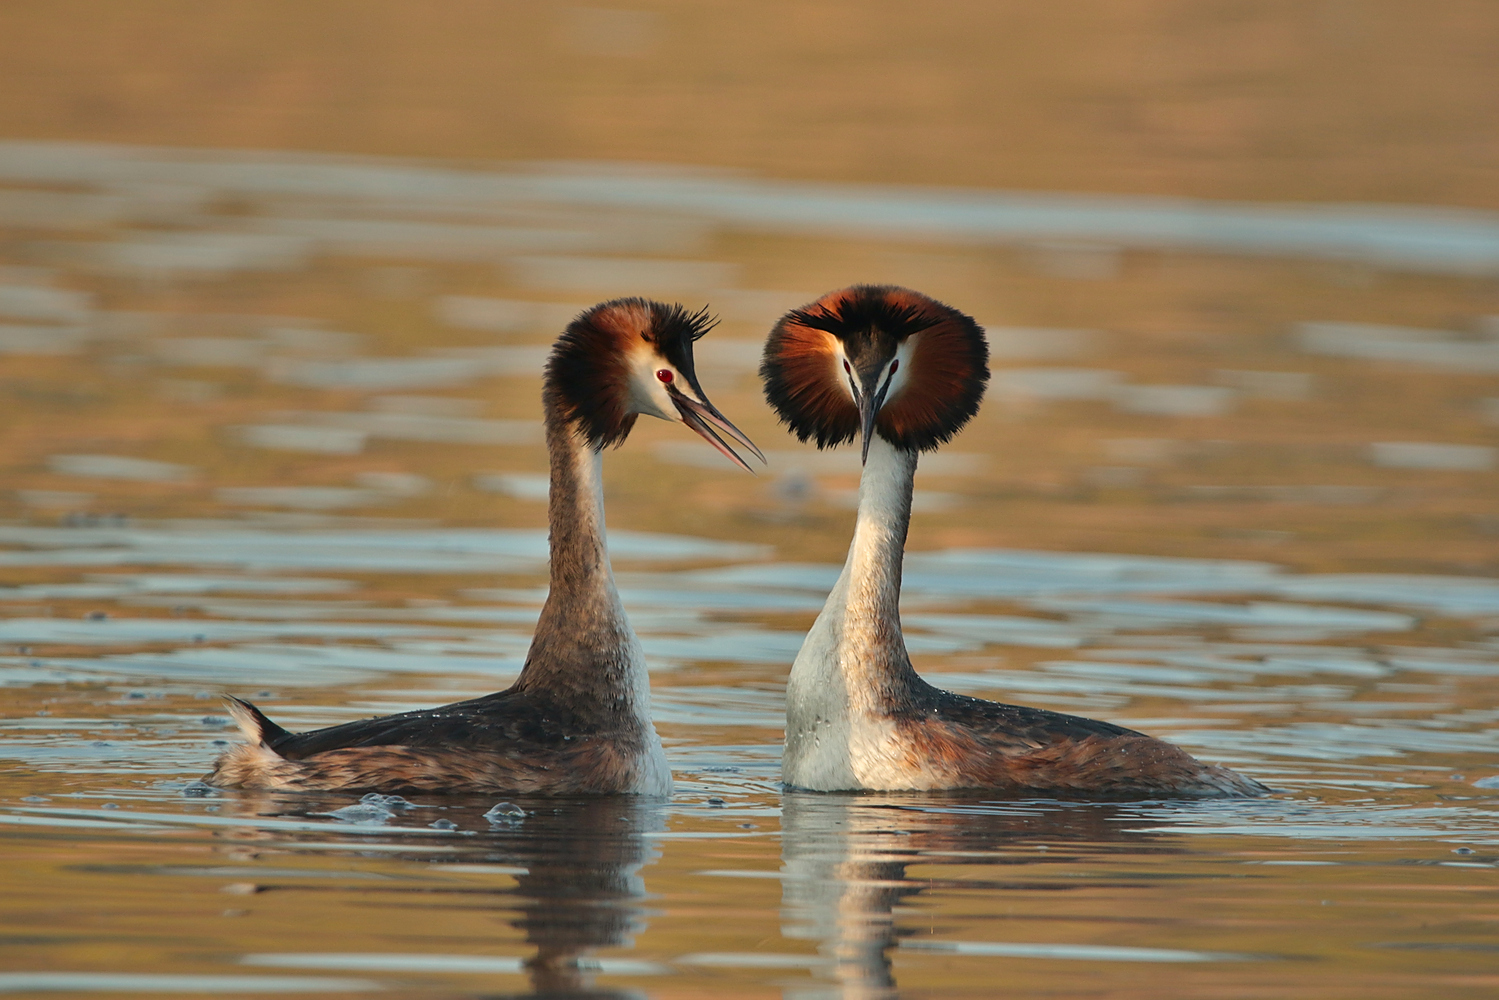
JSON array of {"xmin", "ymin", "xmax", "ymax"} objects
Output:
[
  {"xmin": 210, "ymin": 298, "xmax": 762, "ymax": 796},
  {"xmin": 761, "ymin": 285, "xmax": 1265, "ymax": 798}
]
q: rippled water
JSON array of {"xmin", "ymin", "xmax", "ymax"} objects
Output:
[
  {"xmin": 2, "ymin": 135, "xmax": 1499, "ymax": 998},
  {"xmin": 4, "ymin": 517, "xmax": 1499, "ymax": 997}
]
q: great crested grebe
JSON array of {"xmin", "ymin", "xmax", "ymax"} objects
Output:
[
  {"xmin": 761, "ymin": 285, "xmax": 1265, "ymax": 798},
  {"xmin": 210, "ymin": 298, "xmax": 762, "ymax": 796}
]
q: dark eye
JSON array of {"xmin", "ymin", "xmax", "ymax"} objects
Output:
[
  {"xmin": 843, "ymin": 360, "xmax": 852, "ymax": 374},
  {"xmin": 656, "ymin": 369, "xmax": 673, "ymax": 384},
  {"xmin": 890, "ymin": 360, "xmax": 899, "ymax": 375}
]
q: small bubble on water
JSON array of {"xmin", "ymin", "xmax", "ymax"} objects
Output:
[
  {"xmin": 194, "ymin": 691, "xmax": 211, "ymax": 700},
  {"xmin": 359, "ymin": 792, "xmax": 416, "ymax": 811},
  {"xmin": 86, "ymin": 611, "xmax": 107, "ymax": 621},
  {"xmin": 707, "ymin": 797, "xmax": 726, "ymax": 807},
  {"xmin": 1450, "ymin": 774, "xmax": 1465, "ymax": 781},
  {"xmin": 21, "ymin": 795, "xmax": 47, "ymax": 803},
  {"xmin": 320, "ymin": 802, "xmax": 396, "ymax": 825},
  {"xmin": 210, "ymin": 739, "xmax": 229, "ymax": 746},
  {"xmin": 100, "ymin": 802, "xmax": 119, "ymax": 810},
  {"xmin": 429, "ymin": 819, "xmax": 458, "ymax": 831},
  {"xmin": 181, "ymin": 780, "xmax": 218, "ymax": 798},
  {"xmin": 35, "ymin": 710, "xmax": 48, "ymax": 717},
  {"xmin": 484, "ymin": 801, "xmax": 526, "ymax": 825},
  {"xmin": 1453, "ymin": 847, "xmax": 1477, "ymax": 855}
]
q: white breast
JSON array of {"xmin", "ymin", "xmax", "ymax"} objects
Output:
[
  {"xmin": 783, "ymin": 565, "xmax": 862, "ymax": 790},
  {"xmin": 781, "ymin": 436, "xmax": 948, "ymax": 792}
]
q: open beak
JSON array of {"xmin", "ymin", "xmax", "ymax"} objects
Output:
[{"xmin": 668, "ymin": 385, "xmax": 765, "ymax": 473}]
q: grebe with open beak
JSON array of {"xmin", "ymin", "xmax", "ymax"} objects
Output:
[
  {"xmin": 761, "ymin": 285, "xmax": 1265, "ymax": 798},
  {"xmin": 210, "ymin": 298, "xmax": 762, "ymax": 796}
]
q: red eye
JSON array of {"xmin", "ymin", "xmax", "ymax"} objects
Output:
[
  {"xmin": 890, "ymin": 360, "xmax": 899, "ymax": 374},
  {"xmin": 656, "ymin": 369, "xmax": 673, "ymax": 384},
  {"xmin": 843, "ymin": 360, "xmax": 852, "ymax": 374}
]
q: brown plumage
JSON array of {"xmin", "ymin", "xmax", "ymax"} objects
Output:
[
  {"xmin": 890, "ymin": 688, "xmax": 1263, "ymax": 798},
  {"xmin": 209, "ymin": 298, "xmax": 761, "ymax": 796},
  {"xmin": 762, "ymin": 284, "xmax": 989, "ymax": 454},
  {"xmin": 765, "ymin": 286, "xmax": 1266, "ymax": 799},
  {"xmin": 211, "ymin": 692, "xmax": 657, "ymax": 795}
]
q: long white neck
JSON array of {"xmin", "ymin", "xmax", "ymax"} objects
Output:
[
  {"xmin": 832, "ymin": 434, "xmax": 920, "ymax": 710},
  {"xmin": 783, "ymin": 435, "xmax": 920, "ymax": 788}
]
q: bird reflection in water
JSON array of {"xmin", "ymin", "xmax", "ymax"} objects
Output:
[
  {"xmin": 779, "ymin": 792, "xmax": 1179, "ymax": 1000},
  {"xmin": 493, "ymin": 796, "xmax": 662, "ymax": 999},
  {"xmin": 232, "ymin": 793, "xmax": 663, "ymax": 999}
]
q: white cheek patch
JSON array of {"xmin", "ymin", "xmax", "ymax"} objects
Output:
[
  {"xmin": 879, "ymin": 335, "xmax": 917, "ymax": 409},
  {"xmin": 830, "ymin": 336, "xmax": 917, "ymax": 410},
  {"xmin": 831, "ymin": 342, "xmax": 857, "ymax": 401},
  {"xmin": 627, "ymin": 345, "xmax": 678, "ymax": 421}
]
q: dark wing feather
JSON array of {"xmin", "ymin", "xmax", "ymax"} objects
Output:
[
  {"xmin": 262, "ymin": 688, "xmax": 593, "ymax": 760},
  {"xmin": 913, "ymin": 684, "xmax": 1141, "ymax": 751}
]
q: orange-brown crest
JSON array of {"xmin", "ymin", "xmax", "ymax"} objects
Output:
[
  {"xmin": 760, "ymin": 285, "xmax": 988, "ymax": 451},
  {"xmin": 758, "ymin": 302, "xmax": 857, "ymax": 449},
  {"xmin": 545, "ymin": 298, "xmax": 715, "ymax": 448}
]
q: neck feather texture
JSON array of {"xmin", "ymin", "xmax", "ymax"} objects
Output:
[
  {"xmin": 513, "ymin": 400, "xmax": 644, "ymax": 720},
  {"xmin": 781, "ymin": 434, "xmax": 923, "ymax": 788},
  {"xmin": 835, "ymin": 434, "xmax": 922, "ymax": 712}
]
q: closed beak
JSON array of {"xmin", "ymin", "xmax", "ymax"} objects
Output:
[{"xmin": 856, "ymin": 369, "xmax": 893, "ymax": 466}]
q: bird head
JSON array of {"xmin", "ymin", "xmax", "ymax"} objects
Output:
[
  {"xmin": 545, "ymin": 298, "xmax": 763, "ymax": 471},
  {"xmin": 760, "ymin": 285, "xmax": 989, "ymax": 463}
]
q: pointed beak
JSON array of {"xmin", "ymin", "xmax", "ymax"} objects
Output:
[
  {"xmin": 856, "ymin": 369, "xmax": 894, "ymax": 466},
  {"xmin": 668, "ymin": 385, "xmax": 766, "ymax": 473}
]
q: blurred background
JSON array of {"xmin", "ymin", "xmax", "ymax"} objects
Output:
[{"xmin": 0, "ymin": 0, "xmax": 1496, "ymax": 570}]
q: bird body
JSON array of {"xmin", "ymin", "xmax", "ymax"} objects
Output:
[
  {"xmin": 765, "ymin": 286, "xmax": 1265, "ymax": 798},
  {"xmin": 210, "ymin": 299, "xmax": 760, "ymax": 796}
]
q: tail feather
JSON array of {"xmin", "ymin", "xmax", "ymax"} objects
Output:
[{"xmin": 224, "ymin": 696, "xmax": 292, "ymax": 749}]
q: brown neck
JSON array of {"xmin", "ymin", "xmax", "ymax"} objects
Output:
[
  {"xmin": 511, "ymin": 398, "xmax": 643, "ymax": 721},
  {"xmin": 542, "ymin": 400, "xmax": 614, "ymax": 599}
]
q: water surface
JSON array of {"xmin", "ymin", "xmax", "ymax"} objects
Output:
[{"xmin": 1, "ymin": 138, "xmax": 1498, "ymax": 999}]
